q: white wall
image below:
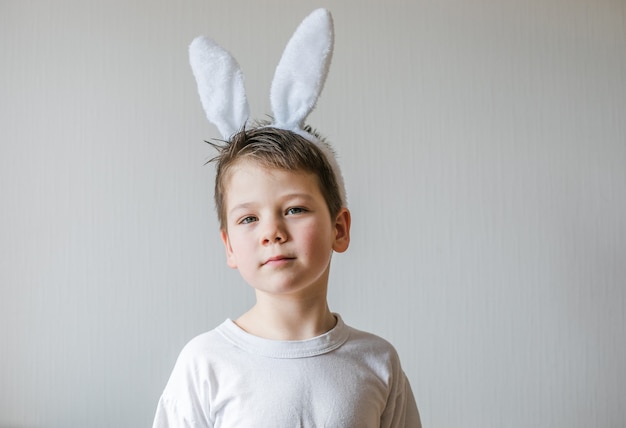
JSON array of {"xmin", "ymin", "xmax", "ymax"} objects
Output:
[{"xmin": 1, "ymin": 0, "xmax": 624, "ymax": 426}]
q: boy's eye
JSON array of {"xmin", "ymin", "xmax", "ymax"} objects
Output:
[
  {"xmin": 286, "ymin": 207, "xmax": 307, "ymax": 215},
  {"xmin": 239, "ymin": 216, "xmax": 257, "ymax": 224}
]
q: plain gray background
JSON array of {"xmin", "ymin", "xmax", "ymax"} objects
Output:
[{"xmin": 1, "ymin": 0, "xmax": 625, "ymax": 427}]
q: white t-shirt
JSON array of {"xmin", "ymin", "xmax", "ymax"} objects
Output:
[{"xmin": 153, "ymin": 315, "xmax": 420, "ymax": 427}]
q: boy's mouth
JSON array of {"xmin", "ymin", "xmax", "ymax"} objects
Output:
[{"xmin": 262, "ymin": 255, "xmax": 295, "ymax": 266}]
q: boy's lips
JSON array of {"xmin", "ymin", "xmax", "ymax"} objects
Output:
[{"xmin": 262, "ymin": 255, "xmax": 295, "ymax": 266}]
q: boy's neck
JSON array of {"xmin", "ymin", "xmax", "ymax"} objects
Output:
[{"xmin": 235, "ymin": 295, "xmax": 336, "ymax": 341}]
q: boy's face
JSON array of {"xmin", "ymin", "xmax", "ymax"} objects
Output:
[{"xmin": 220, "ymin": 160, "xmax": 350, "ymax": 299}]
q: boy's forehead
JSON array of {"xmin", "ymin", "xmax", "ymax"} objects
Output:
[
  {"xmin": 225, "ymin": 160, "xmax": 312, "ymax": 184},
  {"xmin": 223, "ymin": 161, "xmax": 321, "ymax": 202}
]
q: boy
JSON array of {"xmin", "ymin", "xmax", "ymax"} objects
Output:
[{"xmin": 153, "ymin": 9, "xmax": 420, "ymax": 428}]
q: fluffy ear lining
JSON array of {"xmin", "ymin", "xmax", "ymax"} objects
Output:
[
  {"xmin": 189, "ymin": 8, "xmax": 332, "ymax": 138},
  {"xmin": 270, "ymin": 8, "xmax": 334, "ymax": 130},
  {"xmin": 189, "ymin": 36, "xmax": 250, "ymax": 139}
]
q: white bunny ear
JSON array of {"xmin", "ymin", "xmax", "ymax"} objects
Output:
[
  {"xmin": 270, "ymin": 8, "xmax": 334, "ymax": 131},
  {"xmin": 189, "ymin": 36, "xmax": 250, "ymax": 139}
]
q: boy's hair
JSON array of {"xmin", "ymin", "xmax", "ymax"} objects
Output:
[{"xmin": 209, "ymin": 125, "xmax": 343, "ymax": 230}]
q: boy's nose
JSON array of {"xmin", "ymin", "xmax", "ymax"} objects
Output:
[{"xmin": 261, "ymin": 219, "xmax": 287, "ymax": 244}]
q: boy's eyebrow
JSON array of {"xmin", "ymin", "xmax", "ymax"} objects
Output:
[
  {"xmin": 228, "ymin": 202, "xmax": 255, "ymax": 216},
  {"xmin": 228, "ymin": 193, "xmax": 316, "ymax": 215}
]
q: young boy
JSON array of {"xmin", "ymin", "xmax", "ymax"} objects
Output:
[
  {"xmin": 152, "ymin": 126, "xmax": 420, "ymax": 427},
  {"xmin": 153, "ymin": 8, "xmax": 420, "ymax": 428}
]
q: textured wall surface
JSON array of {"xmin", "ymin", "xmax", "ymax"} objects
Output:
[{"xmin": 1, "ymin": 0, "xmax": 624, "ymax": 427}]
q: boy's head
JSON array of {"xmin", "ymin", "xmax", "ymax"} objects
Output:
[{"xmin": 211, "ymin": 125, "xmax": 344, "ymax": 230}]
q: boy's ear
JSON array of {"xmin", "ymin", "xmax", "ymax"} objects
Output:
[
  {"xmin": 220, "ymin": 229, "xmax": 238, "ymax": 269},
  {"xmin": 332, "ymin": 208, "xmax": 351, "ymax": 253}
]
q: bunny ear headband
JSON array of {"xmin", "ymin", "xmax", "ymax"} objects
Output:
[{"xmin": 189, "ymin": 8, "xmax": 346, "ymax": 206}]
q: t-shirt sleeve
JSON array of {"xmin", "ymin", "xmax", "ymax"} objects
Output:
[
  {"xmin": 152, "ymin": 344, "xmax": 213, "ymax": 428},
  {"xmin": 152, "ymin": 395, "xmax": 192, "ymax": 428},
  {"xmin": 152, "ymin": 387, "xmax": 212, "ymax": 428},
  {"xmin": 380, "ymin": 371, "xmax": 422, "ymax": 428}
]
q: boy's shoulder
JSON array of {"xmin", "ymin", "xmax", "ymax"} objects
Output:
[
  {"xmin": 175, "ymin": 323, "xmax": 230, "ymax": 361},
  {"xmin": 341, "ymin": 322, "xmax": 403, "ymax": 363}
]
